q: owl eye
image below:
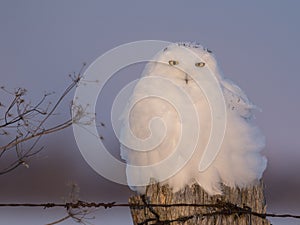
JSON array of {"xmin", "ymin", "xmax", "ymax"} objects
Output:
[
  {"xmin": 195, "ymin": 62, "xmax": 205, "ymax": 67},
  {"xmin": 168, "ymin": 60, "xmax": 179, "ymax": 66}
]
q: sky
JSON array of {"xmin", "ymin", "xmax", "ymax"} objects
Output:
[{"xmin": 0, "ymin": 1, "xmax": 300, "ymax": 224}]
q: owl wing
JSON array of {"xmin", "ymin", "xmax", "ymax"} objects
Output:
[
  {"xmin": 119, "ymin": 78, "xmax": 183, "ymax": 192},
  {"xmin": 221, "ymin": 78, "xmax": 258, "ymax": 119}
]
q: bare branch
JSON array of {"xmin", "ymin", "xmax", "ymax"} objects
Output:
[
  {"xmin": 45, "ymin": 215, "xmax": 72, "ymax": 225},
  {"xmin": 0, "ymin": 63, "xmax": 85, "ymax": 175}
]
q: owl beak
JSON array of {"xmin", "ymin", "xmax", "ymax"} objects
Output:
[{"xmin": 185, "ymin": 73, "xmax": 189, "ymax": 84}]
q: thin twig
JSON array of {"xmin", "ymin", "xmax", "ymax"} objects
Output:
[
  {"xmin": 46, "ymin": 215, "xmax": 72, "ymax": 225},
  {"xmin": 0, "ymin": 63, "xmax": 85, "ymax": 175}
]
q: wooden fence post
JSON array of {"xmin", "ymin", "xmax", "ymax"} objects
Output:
[{"xmin": 129, "ymin": 180, "xmax": 270, "ymax": 225}]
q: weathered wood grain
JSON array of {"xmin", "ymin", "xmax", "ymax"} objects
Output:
[{"xmin": 129, "ymin": 180, "xmax": 270, "ymax": 225}]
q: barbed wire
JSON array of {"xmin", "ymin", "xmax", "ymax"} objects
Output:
[{"xmin": 0, "ymin": 200, "xmax": 299, "ymax": 221}]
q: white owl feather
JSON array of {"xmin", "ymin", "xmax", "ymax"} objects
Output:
[{"xmin": 120, "ymin": 42, "xmax": 267, "ymax": 195}]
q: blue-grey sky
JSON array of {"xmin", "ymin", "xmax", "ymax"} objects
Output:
[{"xmin": 0, "ymin": 1, "xmax": 299, "ymax": 224}]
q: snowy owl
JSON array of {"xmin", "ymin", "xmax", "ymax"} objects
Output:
[{"xmin": 119, "ymin": 42, "xmax": 267, "ymax": 195}]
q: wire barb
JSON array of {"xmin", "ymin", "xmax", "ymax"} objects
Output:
[{"xmin": 0, "ymin": 200, "xmax": 299, "ymax": 220}]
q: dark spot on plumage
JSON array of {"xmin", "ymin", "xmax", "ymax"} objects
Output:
[
  {"xmin": 176, "ymin": 42, "xmax": 202, "ymax": 49},
  {"xmin": 206, "ymin": 48, "xmax": 212, "ymax": 53}
]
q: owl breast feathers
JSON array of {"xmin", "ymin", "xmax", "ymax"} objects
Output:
[{"xmin": 120, "ymin": 42, "xmax": 267, "ymax": 195}]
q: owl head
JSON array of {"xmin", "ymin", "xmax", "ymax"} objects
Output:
[{"xmin": 141, "ymin": 42, "xmax": 223, "ymax": 85}]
